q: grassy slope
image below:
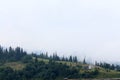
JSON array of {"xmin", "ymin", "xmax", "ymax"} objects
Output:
[
  {"xmin": 36, "ymin": 57, "xmax": 82, "ymax": 66},
  {"xmin": 0, "ymin": 62, "xmax": 26, "ymax": 70},
  {"xmin": 96, "ymin": 67, "xmax": 120, "ymax": 78}
]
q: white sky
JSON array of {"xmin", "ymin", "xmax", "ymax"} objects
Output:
[{"xmin": 0, "ymin": 0, "xmax": 120, "ymax": 62}]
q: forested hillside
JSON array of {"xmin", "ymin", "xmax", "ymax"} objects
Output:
[{"xmin": 0, "ymin": 46, "xmax": 120, "ymax": 80}]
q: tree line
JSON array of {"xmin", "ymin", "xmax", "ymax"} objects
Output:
[
  {"xmin": 32, "ymin": 52, "xmax": 78, "ymax": 63},
  {"xmin": 95, "ymin": 61, "xmax": 120, "ymax": 71},
  {"xmin": 0, "ymin": 46, "xmax": 27, "ymax": 63}
]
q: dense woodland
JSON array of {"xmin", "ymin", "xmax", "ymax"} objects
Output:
[{"xmin": 0, "ymin": 46, "xmax": 120, "ymax": 80}]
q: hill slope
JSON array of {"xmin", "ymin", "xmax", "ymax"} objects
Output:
[{"xmin": 0, "ymin": 46, "xmax": 120, "ymax": 80}]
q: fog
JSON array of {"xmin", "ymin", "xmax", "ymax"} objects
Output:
[{"xmin": 0, "ymin": 0, "xmax": 120, "ymax": 62}]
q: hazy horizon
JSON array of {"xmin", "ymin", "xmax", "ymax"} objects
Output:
[{"xmin": 0, "ymin": 0, "xmax": 120, "ymax": 63}]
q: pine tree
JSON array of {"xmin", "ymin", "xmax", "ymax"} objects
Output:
[
  {"xmin": 69, "ymin": 56, "xmax": 73, "ymax": 62},
  {"xmin": 83, "ymin": 58, "xmax": 86, "ymax": 64}
]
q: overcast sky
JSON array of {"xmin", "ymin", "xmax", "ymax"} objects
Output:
[{"xmin": 0, "ymin": 0, "xmax": 120, "ymax": 62}]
